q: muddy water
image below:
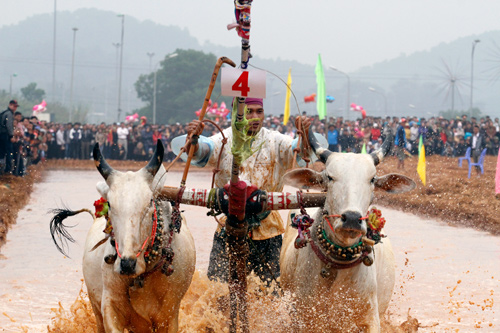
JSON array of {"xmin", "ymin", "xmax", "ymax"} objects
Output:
[{"xmin": 0, "ymin": 170, "xmax": 499, "ymax": 332}]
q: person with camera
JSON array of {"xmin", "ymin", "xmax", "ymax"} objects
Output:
[{"xmin": 0, "ymin": 100, "xmax": 19, "ymax": 174}]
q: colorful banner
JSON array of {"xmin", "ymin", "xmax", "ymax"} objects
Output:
[
  {"xmin": 495, "ymin": 147, "xmax": 500, "ymax": 194},
  {"xmin": 417, "ymin": 135, "xmax": 426, "ymax": 185},
  {"xmin": 283, "ymin": 68, "xmax": 292, "ymax": 125},
  {"xmin": 361, "ymin": 143, "xmax": 367, "ymax": 154},
  {"xmin": 315, "ymin": 54, "xmax": 326, "ymax": 120}
]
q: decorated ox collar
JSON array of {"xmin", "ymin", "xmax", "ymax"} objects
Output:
[
  {"xmin": 306, "ymin": 222, "xmax": 371, "ymax": 276},
  {"xmin": 292, "ymin": 207, "xmax": 387, "ymax": 278}
]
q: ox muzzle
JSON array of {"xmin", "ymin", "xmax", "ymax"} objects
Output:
[
  {"xmin": 120, "ymin": 257, "xmax": 137, "ymax": 275},
  {"xmin": 340, "ymin": 210, "xmax": 365, "ymax": 234}
]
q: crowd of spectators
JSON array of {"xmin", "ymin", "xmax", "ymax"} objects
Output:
[{"xmin": 1, "ymin": 98, "xmax": 499, "ymax": 178}]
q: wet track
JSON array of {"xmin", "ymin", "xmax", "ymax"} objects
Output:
[{"xmin": 0, "ymin": 170, "xmax": 499, "ymax": 331}]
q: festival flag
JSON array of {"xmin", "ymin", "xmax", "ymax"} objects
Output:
[
  {"xmin": 361, "ymin": 143, "xmax": 367, "ymax": 154},
  {"xmin": 495, "ymin": 147, "xmax": 500, "ymax": 194},
  {"xmin": 304, "ymin": 93, "xmax": 316, "ymax": 103},
  {"xmin": 417, "ymin": 135, "xmax": 426, "ymax": 185},
  {"xmin": 283, "ymin": 68, "xmax": 292, "ymax": 125},
  {"xmin": 315, "ymin": 54, "xmax": 326, "ymax": 120}
]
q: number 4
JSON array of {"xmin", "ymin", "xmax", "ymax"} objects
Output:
[{"xmin": 232, "ymin": 71, "xmax": 250, "ymax": 97}]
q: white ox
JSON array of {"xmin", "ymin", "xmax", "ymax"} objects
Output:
[
  {"xmin": 280, "ymin": 133, "xmax": 415, "ymax": 332},
  {"xmin": 50, "ymin": 141, "xmax": 195, "ymax": 332}
]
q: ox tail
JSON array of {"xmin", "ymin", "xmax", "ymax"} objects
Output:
[{"xmin": 49, "ymin": 208, "xmax": 93, "ymax": 257}]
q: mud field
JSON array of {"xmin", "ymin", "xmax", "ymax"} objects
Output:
[{"xmin": 0, "ymin": 156, "xmax": 499, "ymax": 332}]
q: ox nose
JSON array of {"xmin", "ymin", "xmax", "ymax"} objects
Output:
[
  {"xmin": 120, "ymin": 258, "xmax": 137, "ymax": 275},
  {"xmin": 341, "ymin": 211, "xmax": 363, "ymax": 231}
]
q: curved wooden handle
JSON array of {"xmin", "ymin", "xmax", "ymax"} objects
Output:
[{"xmin": 180, "ymin": 57, "xmax": 236, "ymax": 187}]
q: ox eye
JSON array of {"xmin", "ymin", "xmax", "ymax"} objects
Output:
[
  {"xmin": 370, "ymin": 177, "xmax": 376, "ymax": 184},
  {"xmin": 327, "ymin": 175, "xmax": 334, "ymax": 182}
]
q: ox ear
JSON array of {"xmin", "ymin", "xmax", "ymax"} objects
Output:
[
  {"xmin": 283, "ymin": 168, "xmax": 327, "ymax": 191},
  {"xmin": 152, "ymin": 164, "xmax": 167, "ymax": 194},
  {"xmin": 374, "ymin": 174, "xmax": 416, "ymax": 194}
]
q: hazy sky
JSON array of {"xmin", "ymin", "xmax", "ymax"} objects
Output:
[{"xmin": 2, "ymin": 0, "xmax": 500, "ymax": 72}]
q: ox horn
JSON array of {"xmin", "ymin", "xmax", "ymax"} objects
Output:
[
  {"xmin": 93, "ymin": 143, "xmax": 115, "ymax": 180},
  {"xmin": 144, "ymin": 140, "xmax": 165, "ymax": 176},
  {"xmin": 370, "ymin": 132, "xmax": 393, "ymax": 166},
  {"xmin": 308, "ymin": 129, "xmax": 332, "ymax": 163}
]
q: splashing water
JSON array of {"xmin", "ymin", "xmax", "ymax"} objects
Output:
[{"xmin": 44, "ymin": 270, "xmax": 422, "ymax": 333}]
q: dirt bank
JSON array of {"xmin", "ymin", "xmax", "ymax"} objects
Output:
[
  {"xmin": 0, "ymin": 164, "xmax": 44, "ymax": 250},
  {"xmin": 374, "ymin": 154, "xmax": 500, "ymax": 235}
]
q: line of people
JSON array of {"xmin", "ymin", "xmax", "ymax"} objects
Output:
[
  {"xmin": 2, "ymin": 95, "xmax": 497, "ymax": 179},
  {"xmin": 0, "ymin": 100, "xmax": 45, "ymax": 176}
]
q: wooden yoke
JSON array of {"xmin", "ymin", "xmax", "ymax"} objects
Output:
[{"xmin": 159, "ymin": 186, "xmax": 326, "ymax": 211}]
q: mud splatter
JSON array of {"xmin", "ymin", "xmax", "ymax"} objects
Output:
[{"xmin": 47, "ymin": 271, "xmax": 416, "ymax": 332}]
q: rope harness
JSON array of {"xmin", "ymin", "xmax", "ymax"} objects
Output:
[{"xmin": 113, "ymin": 200, "xmax": 157, "ymax": 259}]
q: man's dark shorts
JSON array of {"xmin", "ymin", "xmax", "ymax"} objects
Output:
[{"xmin": 207, "ymin": 228, "xmax": 282, "ymax": 285}]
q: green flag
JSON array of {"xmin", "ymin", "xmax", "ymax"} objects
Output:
[{"xmin": 315, "ymin": 54, "xmax": 326, "ymax": 120}]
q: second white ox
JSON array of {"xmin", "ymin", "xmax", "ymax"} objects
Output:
[
  {"xmin": 280, "ymin": 132, "xmax": 415, "ymax": 332},
  {"xmin": 85, "ymin": 141, "xmax": 195, "ymax": 332}
]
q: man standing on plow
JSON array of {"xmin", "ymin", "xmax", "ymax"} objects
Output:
[{"xmin": 176, "ymin": 97, "xmax": 311, "ymax": 287}]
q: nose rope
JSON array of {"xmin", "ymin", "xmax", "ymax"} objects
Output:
[
  {"xmin": 324, "ymin": 212, "xmax": 369, "ymax": 233},
  {"xmin": 324, "ymin": 214, "xmax": 341, "ymax": 234},
  {"xmin": 114, "ymin": 201, "xmax": 158, "ymax": 259}
]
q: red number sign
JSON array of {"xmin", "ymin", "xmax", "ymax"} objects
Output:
[
  {"xmin": 221, "ymin": 67, "xmax": 266, "ymax": 98},
  {"xmin": 231, "ymin": 71, "xmax": 250, "ymax": 96}
]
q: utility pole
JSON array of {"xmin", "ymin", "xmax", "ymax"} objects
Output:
[
  {"xmin": 147, "ymin": 52, "xmax": 155, "ymax": 72},
  {"xmin": 117, "ymin": 14, "xmax": 125, "ymax": 123},
  {"xmin": 470, "ymin": 39, "xmax": 480, "ymax": 118},
  {"xmin": 52, "ymin": 0, "xmax": 57, "ymax": 101},
  {"xmin": 112, "ymin": 42, "xmax": 120, "ymax": 88},
  {"xmin": 9, "ymin": 74, "xmax": 17, "ymax": 96},
  {"xmin": 69, "ymin": 27, "xmax": 78, "ymax": 123},
  {"xmin": 329, "ymin": 66, "xmax": 350, "ymax": 120}
]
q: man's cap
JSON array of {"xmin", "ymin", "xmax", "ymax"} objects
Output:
[
  {"xmin": 9, "ymin": 100, "xmax": 19, "ymax": 106},
  {"xmin": 232, "ymin": 97, "xmax": 264, "ymax": 108},
  {"xmin": 244, "ymin": 97, "xmax": 263, "ymax": 107},
  {"xmin": 400, "ymin": 118, "xmax": 407, "ymax": 123}
]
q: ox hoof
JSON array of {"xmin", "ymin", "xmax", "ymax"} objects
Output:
[
  {"xmin": 104, "ymin": 253, "xmax": 117, "ymax": 264},
  {"xmin": 362, "ymin": 256, "xmax": 374, "ymax": 266}
]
